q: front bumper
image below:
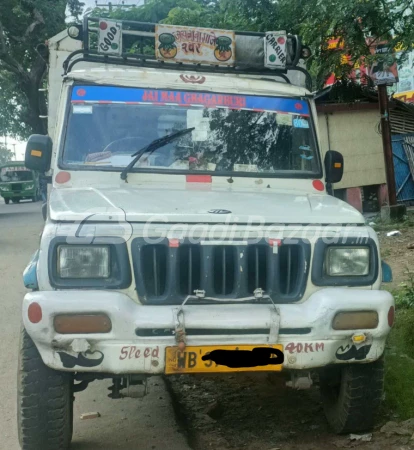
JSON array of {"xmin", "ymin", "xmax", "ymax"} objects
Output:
[
  {"xmin": 23, "ymin": 288, "xmax": 394, "ymax": 374},
  {"xmin": 1, "ymin": 192, "xmax": 33, "ymax": 199}
]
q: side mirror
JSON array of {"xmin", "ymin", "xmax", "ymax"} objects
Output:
[
  {"xmin": 324, "ymin": 150, "xmax": 344, "ymax": 184},
  {"xmin": 25, "ymin": 135, "xmax": 53, "ymax": 173}
]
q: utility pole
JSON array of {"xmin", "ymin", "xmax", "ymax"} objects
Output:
[
  {"xmin": 378, "ymin": 84, "xmax": 397, "ymax": 206},
  {"xmin": 12, "ymin": 144, "xmax": 17, "ymax": 161}
]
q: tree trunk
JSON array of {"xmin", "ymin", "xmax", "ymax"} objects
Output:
[{"xmin": 21, "ymin": 53, "xmax": 48, "ymax": 135}]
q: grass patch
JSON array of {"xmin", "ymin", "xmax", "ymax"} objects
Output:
[
  {"xmin": 371, "ymin": 216, "xmax": 414, "ymax": 232},
  {"xmin": 384, "ymin": 308, "xmax": 414, "ymax": 419},
  {"xmin": 394, "ymin": 275, "xmax": 414, "ymax": 309}
]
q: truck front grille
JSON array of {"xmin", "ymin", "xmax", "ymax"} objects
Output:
[
  {"xmin": 11, "ymin": 183, "xmax": 22, "ymax": 192},
  {"xmin": 132, "ymin": 238, "xmax": 310, "ymax": 305}
]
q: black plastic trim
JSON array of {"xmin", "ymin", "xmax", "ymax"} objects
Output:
[
  {"xmin": 135, "ymin": 327, "xmax": 311, "ymax": 337},
  {"xmin": 132, "ymin": 237, "xmax": 311, "ymax": 305},
  {"xmin": 48, "ymin": 236, "xmax": 131, "ymax": 289},
  {"xmin": 311, "ymin": 238, "xmax": 379, "ymax": 287}
]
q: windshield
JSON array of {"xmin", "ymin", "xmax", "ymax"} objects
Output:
[
  {"xmin": 0, "ymin": 166, "xmax": 33, "ymax": 182},
  {"xmin": 62, "ymin": 85, "xmax": 320, "ymax": 177}
]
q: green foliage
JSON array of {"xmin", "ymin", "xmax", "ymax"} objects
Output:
[
  {"xmin": 385, "ymin": 308, "xmax": 414, "ymax": 419},
  {"xmin": 385, "ymin": 352, "xmax": 414, "ymax": 420},
  {"xmin": 2, "ymin": 0, "xmax": 413, "ymax": 138},
  {"xmin": 394, "ymin": 274, "xmax": 414, "ymax": 309},
  {"xmin": 99, "ymin": 0, "xmax": 414, "ymax": 89},
  {"xmin": 0, "ymin": 145, "xmax": 13, "ymax": 165},
  {"xmin": 0, "ymin": 1, "xmax": 84, "ymax": 137}
]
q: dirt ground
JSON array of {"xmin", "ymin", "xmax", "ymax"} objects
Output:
[
  {"xmin": 378, "ymin": 226, "xmax": 414, "ymax": 290},
  {"xmin": 166, "ymin": 226, "xmax": 414, "ymax": 450},
  {"xmin": 167, "ymin": 372, "xmax": 414, "ymax": 450}
]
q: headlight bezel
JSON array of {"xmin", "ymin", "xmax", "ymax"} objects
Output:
[
  {"xmin": 311, "ymin": 237, "xmax": 379, "ymax": 287},
  {"xmin": 49, "ymin": 236, "xmax": 131, "ymax": 289}
]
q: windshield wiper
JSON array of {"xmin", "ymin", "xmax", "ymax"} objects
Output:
[{"xmin": 120, "ymin": 127, "xmax": 195, "ymax": 181}]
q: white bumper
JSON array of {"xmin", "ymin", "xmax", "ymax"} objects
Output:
[{"xmin": 23, "ymin": 288, "xmax": 394, "ymax": 374}]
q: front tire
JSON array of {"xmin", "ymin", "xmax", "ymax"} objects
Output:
[
  {"xmin": 4, "ymin": 198, "xmax": 10, "ymax": 204},
  {"xmin": 17, "ymin": 328, "xmax": 73, "ymax": 450},
  {"xmin": 319, "ymin": 359, "xmax": 384, "ymax": 434}
]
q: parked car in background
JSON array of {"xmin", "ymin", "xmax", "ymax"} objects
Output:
[{"xmin": 0, "ymin": 161, "xmax": 40, "ymax": 204}]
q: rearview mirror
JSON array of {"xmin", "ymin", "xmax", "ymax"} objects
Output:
[
  {"xmin": 25, "ymin": 135, "xmax": 53, "ymax": 173},
  {"xmin": 324, "ymin": 150, "xmax": 344, "ymax": 184}
]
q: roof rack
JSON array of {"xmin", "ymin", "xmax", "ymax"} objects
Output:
[{"xmin": 64, "ymin": 16, "xmax": 312, "ymax": 90}]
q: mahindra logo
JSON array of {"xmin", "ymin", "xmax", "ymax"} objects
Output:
[
  {"xmin": 180, "ymin": 74, "xmax": 206, "ymax": 84},
  {"xmin": 208, "ymin": 209, "xmax": 231, "ymax": 214}
]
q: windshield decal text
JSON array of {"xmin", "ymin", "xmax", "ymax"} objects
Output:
[{"xmin": 71, "ymin": 86, "xmax": 309, "ymax": 116}]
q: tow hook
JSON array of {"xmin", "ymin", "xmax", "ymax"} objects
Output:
[
  {"xmin": 286, "ymin": 372, "xmax": 313, "ymax": 390},
  {"xmin": 173, "ymin": 290, "xmax": 206, "ymax": 351}
]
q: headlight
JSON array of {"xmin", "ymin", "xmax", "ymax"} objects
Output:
[
  {"xmin": 58, "ymin": 245, "xmax": 110, "ymax": 279},
  {"xmin": 24, "ymin": 184, "xmax": 34, "ymax": 190},
  {"xmin": 325, "ymin": 247, "xmax": 370, "ymax": 277}
]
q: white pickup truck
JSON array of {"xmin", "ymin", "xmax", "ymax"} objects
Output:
[{"xmin": 19, "ymin": 17, "xmax": 394, "ymax": 450}]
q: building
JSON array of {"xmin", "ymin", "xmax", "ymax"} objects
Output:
[{"xmin": 316, "ymin": 83, "xmax": 414, "ymax": 212}]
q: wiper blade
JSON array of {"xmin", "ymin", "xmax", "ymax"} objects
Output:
[{"xmin": 120, "ymin": 127, "xmax": 195, "ymax": 181}]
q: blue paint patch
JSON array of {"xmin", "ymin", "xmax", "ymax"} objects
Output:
[
  {"xmin": 23, "ymin": 250, "xmax": 39, "ymax": 290},
  {"xmin": 71, "ymin": 86, "xmax": 310, "ymax": 116},
  {"xmin": 293, "ymin": 117, "xmax": 310, "ymax": 128},
  {"xmin": 300, "ymin": 154, "xmax": 314, "ymax": 160},
  {"xmin": 381, "ymin": 260, "xmax": 393, "ymax": 283},
  {"xmin": 299, "ymin": 145, "xmax": 312, "ymax": 151}
]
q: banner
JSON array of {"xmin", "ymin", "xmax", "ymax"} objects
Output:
[
  {"xmin": 155, "ymin": 24, "xmax": 235, "ymax": 66},
  {"xmin": 366, "ymin": 39, "xmax": 399, "ymax": 86},
  {"xmin": 394, "ymin": 90, "xmax": 414, "ymax": 104},
  {"xmin": 71, "ymin": 86, "xmax": 310, "ymax": 116}
]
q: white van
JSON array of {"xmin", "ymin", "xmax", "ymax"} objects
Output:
[{"xmin": 19, "ymin": 17, "xmax": 394, "ymax": 449}]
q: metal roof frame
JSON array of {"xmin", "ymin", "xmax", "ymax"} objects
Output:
[{"xmin": 63, "ymin": 16, "xmax": 312, "ymax": 90}]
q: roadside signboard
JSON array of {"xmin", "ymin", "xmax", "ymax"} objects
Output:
[
  {"xmin": 155, "ymin": 24, "xmax": 236, "ymax": 66},
  {"xmin": 264, "ymin": 31, "xmax": 287, "ymax": 69},
  {"xmin": 98, "ymin": 19, "xmax": 122, "ymax": 56},
  {"xmin": 366, "ymin": 39, "xmax": 399, "ymax": 86}
]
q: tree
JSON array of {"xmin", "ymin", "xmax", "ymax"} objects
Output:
[
  {"xmin": 218, "ymin": 0, "xmax": 414, "ymax": 87},
  {"xmin": 0, "ymin": 145, "xmax": 13, "ymax": 165},
  {"xmin": 99, "ymin": 0, "xmax": 414, "ymax": 88},
  {"xmin": 0, "ymin": 0, "xmax": 84, "ymax": 139}
]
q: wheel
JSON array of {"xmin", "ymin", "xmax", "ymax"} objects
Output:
[
  {"xmin": 319, "ymin": 359, "xmax": 384, "ymax": 434},
  {"xmin": 4, "ymin": 198, "xmax": 10, "ymax": 204},
  {"xmin": 31, "ymin": 196, "xmax": 37, "ymax": 203},
  {"xmin": 12, "ymin": 198, "xmax": 20, "ymax": 203},
  {"xmin": 17, "ymin": 328, "xmax": 73, "ymax": 450}
]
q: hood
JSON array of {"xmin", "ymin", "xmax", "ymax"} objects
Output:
[{"xmin": 49, "ymin": 184, "xmax": 364, "ymax": 225}]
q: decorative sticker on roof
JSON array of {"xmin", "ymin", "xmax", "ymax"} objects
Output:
[
  {"xmin": 98, "ymin": 19, "xmax": 122, "ymax": 56},
  {"xmin": 71, "ymin": 86, "xmax": 310, "ymax": 116},
  {"xmin": 155, "ymin": 24, "xmax": 236, "ymax": 66}
]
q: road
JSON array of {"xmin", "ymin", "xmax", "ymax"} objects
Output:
[{"xmin": 0, "ymin": 199, "xmax": 190, "ymax": 450}]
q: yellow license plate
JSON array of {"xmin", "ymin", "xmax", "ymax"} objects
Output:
[{"xmin": 165, "ymin": 344, "xmax": 284, "ymax": 374}]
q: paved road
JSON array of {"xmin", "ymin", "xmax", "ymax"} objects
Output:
[{"xmin": 0, "ymin": 200, "xmax": 190, "ymax": 450}]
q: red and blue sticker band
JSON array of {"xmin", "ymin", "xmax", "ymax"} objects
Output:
[{"xmin": 72, "ymin": 86, "xmax": 309, "ymax": 116}]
